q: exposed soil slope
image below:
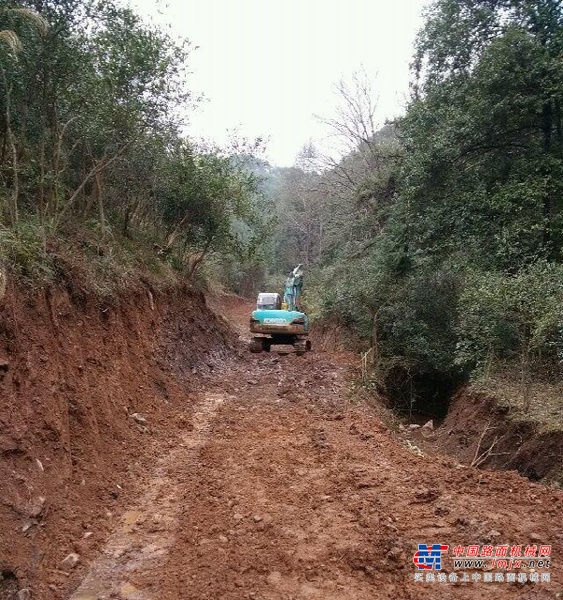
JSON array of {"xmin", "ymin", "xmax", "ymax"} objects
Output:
[
  {"xmin": 431, "ymin": 387, "xmax": 563, "ymax": 484},
  {"xmin": 0, "ymin": 280, "xmax": 235, "ymax": 598}
]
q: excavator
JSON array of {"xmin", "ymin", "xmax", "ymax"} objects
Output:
[{"xmin": 249, "ymin": 264, "xmax": 312, "ymax": 355}]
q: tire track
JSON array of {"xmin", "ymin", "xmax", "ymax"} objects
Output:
[{"xmin": 68, "ymin": 393, "xmax": 228, "ymax": 600}]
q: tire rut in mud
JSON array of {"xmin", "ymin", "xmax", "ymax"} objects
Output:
[{"xmin": 68, "ymin": 393, "xmax": 229, "ymax": 600}]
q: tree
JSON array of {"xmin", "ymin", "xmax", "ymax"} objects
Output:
[
  {"xmin": 0, "ymin": 4, "xmax": 47, "ymax": 224},
  {"xmin": 279, "ymin": 0, "xmax": 563, "ymax": 400},
  {"xmin": 317, "ymin": 68, "xmax": 387, "ymax": 198},
  {"xmin": 0, "ymin": 0, "xmax": 266, "ymax": 283},
  {"xmin": 407, "ymin": 0, "xmax": 563, "ymax": 263},
  {"xmin": 456, "ymin": 263, "xmax": 563, "ymax": 410}
]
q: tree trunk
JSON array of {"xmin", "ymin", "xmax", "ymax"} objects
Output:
[
  {"xmin": 39, "ymin": 134, "xmax": 46, "ymax": 221},
  {"xmin": 541, "ymin": 100, "xmax": 556, "ymax": 256},
  {"xmin": 371, "ymin": 308, "xmax": 379, "ymax": 368},
  {"xmin": 164, "ymin": 214, "xmax": 191, "ymax": 250},
  {"xmin": 555, "ymin": 98, "xmax": 562, "ymax": 145},
  {"xmin": 7, "ymin": 115, "xmax": 18, "ymax": 225},
  {"xmin": 122, "ymin": 206, "xmax": 131, "ymax": 238},
  {"xmin": 0, "ymin": 64, "xmax": 18, "ymax": 225},
  {"xmin": 187, "ymin": 236, "xmax": 215, "ymax": 279},
  {"xmin": 94, "ymin": 168, "xmax": 105, "ymax": 240},
  {"xmin": 521, "ymin": 339, "xmax": 532, "ymax": 413}
]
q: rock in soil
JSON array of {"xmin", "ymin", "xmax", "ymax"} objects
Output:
[{"xmin": 60, "ymin": 553, "xmax": 80, "ymax": 570}]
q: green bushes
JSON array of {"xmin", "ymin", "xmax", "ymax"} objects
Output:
[
  {"xmin": 0, "ymin": 221, "xmax": 54, "ymax": 283},
  {"xmin": 456, "ymin": 263, "xmax": 563, "ymax": 401},
  {"xmin": 0, "ymin": 1, "xmax": 266, "ymax": 287}
]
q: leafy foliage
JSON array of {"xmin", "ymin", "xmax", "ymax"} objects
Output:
[
  {"xmin": 456, "ymin": 262, "xmax": 563, "ymax": 370},
  {"xmin": 0, "ymin": 0, "xmax": 265, "ymax": 284},
  {"xmin": 266, "ymin": 0, "xmax": 563, "ymax": 402}
]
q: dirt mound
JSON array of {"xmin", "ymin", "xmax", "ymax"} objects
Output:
[
  {"xmin": 432, "ymin": 387, "xmax": 563, "ymax": 484},
  {"xmin": 0, "ymin": 279, "xmax": 237, "ymax": 598}
]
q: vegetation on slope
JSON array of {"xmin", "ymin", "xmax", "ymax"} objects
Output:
[
  {"xmin": 263, "ymin": 0, "xmax": 563, "ymax": 418},
  {"xmin": 2, "ymin": 0, "xmax": 562, "ymax": 422},
  {"xmin": 0, "ymin": 0, "xmax": 268, "ymax": 293}
]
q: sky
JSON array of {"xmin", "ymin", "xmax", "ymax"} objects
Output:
[{"xmin": 132, "ymin": 0, "xmax": 429, "ymax": 166}]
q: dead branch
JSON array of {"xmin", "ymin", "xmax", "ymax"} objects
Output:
[
  {"xmin": 472, "ymin": 436, "xmax": 510, "ymax": 469},
  {"xmin": 470, "ymin": 420, "xmax": 492, "ymax": 467},
  {"xmin": 53, "ymin": 141, "xmax": 131, "ymax": 227}
]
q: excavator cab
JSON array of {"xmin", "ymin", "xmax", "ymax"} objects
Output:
[{"xmin": 256, "ymin": 293, "xmax": 282, "ymax": 311}]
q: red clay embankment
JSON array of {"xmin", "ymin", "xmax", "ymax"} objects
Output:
[{"xmin": 0, "ymin": 278, "xmax": 235, "ymax": 597}]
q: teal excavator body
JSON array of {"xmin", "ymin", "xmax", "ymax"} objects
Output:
[{"xmin": 249, "ymin": 265, "xmax": 311, "ymax": 355}]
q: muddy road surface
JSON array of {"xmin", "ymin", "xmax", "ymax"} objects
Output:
[{"xmin": 67, "ymin": 300, "xmax": 563, "ymax": 600}]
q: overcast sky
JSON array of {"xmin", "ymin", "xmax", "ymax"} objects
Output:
[{"xmin": 133, "ymin": 0, "xmax": 429, "ymax": 166}]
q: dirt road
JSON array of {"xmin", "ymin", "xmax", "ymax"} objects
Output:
[{"xmin": 67, "ymin": 299, "xmax": 563, "ymax": 600}]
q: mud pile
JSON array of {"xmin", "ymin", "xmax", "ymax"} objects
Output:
[{"xmin": 432, "ymin": 388, "xmax": 563, "ymax": 484}]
